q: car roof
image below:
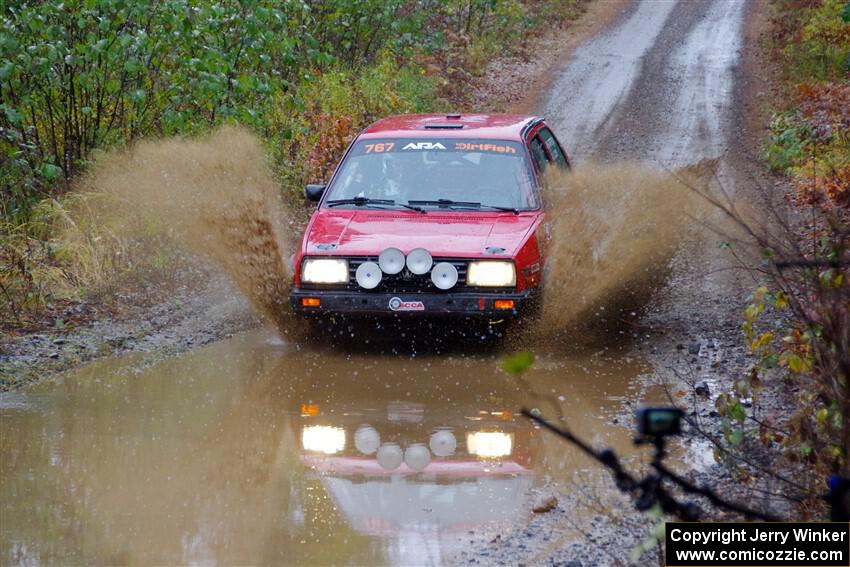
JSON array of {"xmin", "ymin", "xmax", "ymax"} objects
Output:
[{"xmin": 359, "ymin": 113, "xmax": 541, "ymax": 141}]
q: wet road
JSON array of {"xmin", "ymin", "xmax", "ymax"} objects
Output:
[
  {"xmin": 543, "ymin": 0, "xmax": 754, "ymax": 327},
  {"xmin": 1, "ymin": 0, "xmax": 751, "ymax": 565},
  {"xmin": 2, "ymin": 331, "xmax": 651, "ymax": 565},
  {"xmin": 545, "ymin": 0, "xmax": 746, "ymax": 167}
]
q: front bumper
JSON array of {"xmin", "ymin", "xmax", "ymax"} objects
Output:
[{"xmin": 291, "ymin": 289, "xmax": 533, "ymax": 318}]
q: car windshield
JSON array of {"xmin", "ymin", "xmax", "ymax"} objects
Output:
[{"xmin": 323, "ymin": 138, "xmax": 537, "ymax": 210}]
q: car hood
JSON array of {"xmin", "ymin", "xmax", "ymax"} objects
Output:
[{"xmin": 304, "ymin": 209, "xmax": 539, "ymax": 257}]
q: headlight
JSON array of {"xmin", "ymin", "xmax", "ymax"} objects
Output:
[
  {"xmin": 301, "ymin": 258, "xmax": 349, "ymax": 284},
  {"xmin": 302, "ymin": 425, "xmax": 345, "ymax": 454},
  {"xmin": 467, "ymin": 431, "xmax": 513, "ymax": 458},
  {"xmin": 467, "ymin": 261, "xmax": 516, "ymax": 287}
]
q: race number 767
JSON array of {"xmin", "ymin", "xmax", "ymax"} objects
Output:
[{"xmin": 364, "ymin": 143, "xmax": 395, "ymax": 153}]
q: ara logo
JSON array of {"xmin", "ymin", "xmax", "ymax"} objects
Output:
[
  {"xmin": 389, "ymin": 297, "xmax": 425, "ymax": 311},
  {"xmin": 402, "ymin": 142, "xmax": 447, "ymax": 151}
]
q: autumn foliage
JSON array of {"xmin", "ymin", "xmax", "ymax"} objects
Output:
[
  {"xmin": 718, "ymin": 0, "xmax": 850, "ymax": 518},
  {"xmin": 305, "ymin": 115, "xmax": 355, "ymax": 184},
  {"xmin": 765, "ymin": 0, "xmax": 850, "ymax": 209}
]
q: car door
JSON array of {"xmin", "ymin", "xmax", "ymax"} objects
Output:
[
  {"xmin": 524, "ymin": 124, "xmax": 557, "ymax": 271},
  {"xmin": 537, "ymin": 126, "xmax": 571, "ymax": 170},
  {"xmin": 528, "ymin": 132, "xmax": 552, "ymax": 177},
  {"xmin": 525, "ymin": 124, "xmax": 570, "ymax": 177}
]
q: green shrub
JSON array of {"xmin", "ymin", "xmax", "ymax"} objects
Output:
[
  {"xmin": 764, "ymin": 112, "xmax": 811, "ymax": 173},
  {"xmin": 0, "ymin": 0, "xmax": 425, "ymax": 219},
  {"xmin": 266, "ymin": 54, "xmax": 443, "ymax": 202},
  {"xmin": 780, "ymin": 0, "xmax": 850, "ymax": 80}
]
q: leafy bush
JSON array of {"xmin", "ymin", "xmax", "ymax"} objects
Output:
[
  {"xmin": 1, "ymin": 0, "xmax": 572, "ymax": 221},
  {"xmin": 771, "ymin": 0, "xmax": 850, "ymax": 80},
  {"xmin": 724, "ymin": 0, "xmax": 850, "ymax": 516},
  {"xmin": 764, "ymin": 112, "xmax": 811, "ymax": 173},
  {"xmin": 0, "ymin": 0, "xmax": 428, "ymax": 220},
  {"xmin": 765, "ymin": 1, "xmax": 850, "ymax": 208},
  {"xmin": 788, "ymin": 0, "xmax": 850, "ymax": 80},
  {"xmin": 715, "ymin": 220, "xmax": 849, "ymax": 516}
]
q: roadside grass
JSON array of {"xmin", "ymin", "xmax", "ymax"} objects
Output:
[
  {"xmin": 0, "ymin": 192, "xmax": 184, "ymax": 329},
  {"xmin": 0, "ymin": 210, "xmax": 66, "ymax": 325}
]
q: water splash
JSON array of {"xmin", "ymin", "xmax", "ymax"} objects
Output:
[
  {"xmin": 535, "ymin": 162, "xmax": 704, "ymax": 338},
  {"xmin": 80, "ymin": 125, "xmax": 301, "ymax": 337}
]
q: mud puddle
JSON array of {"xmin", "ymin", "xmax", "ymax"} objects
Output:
[{"xmin": 1, "ymin": 328, "xmax": 660, "ymax": 566}]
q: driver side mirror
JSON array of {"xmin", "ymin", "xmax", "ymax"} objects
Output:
[{"xmin": 305, "ymin": 184, "xmax": 326, "ymax": 202}]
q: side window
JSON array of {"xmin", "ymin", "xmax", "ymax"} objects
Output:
[
  {"xmin": 539, "ymin": 127, "xmax": 568, "ymax": 168},
  {"xmin": 529, "ymin": 136, "xmax": 550, "ymax": 174}
]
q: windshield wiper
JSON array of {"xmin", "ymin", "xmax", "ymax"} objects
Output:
[
  {"xmin": 326, "ymin": 196, "xmax": 426, "ymax": 214},
  {"xmin": 478, "ymin": 204, "xmax": 520, "ymax": 215},
  {"xmin": 409, "ymin": 198, "xmax": 478, "ymax": 208},
  {"xmin": 398, "ymin": 203, "xmax": 426, "ymax": 213},
  {"xmin": 326, "ymin": 197, "xmax": 395, "ymax": 208},
  {"xmin": 408, "ymin": 199, "xmax": 519, "ymax": 215},
  {"xmin": 325, "ymin": 197, "xmax": 425, "ymax": 215}
]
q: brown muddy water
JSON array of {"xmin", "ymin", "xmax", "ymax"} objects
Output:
[{"xmin": 1, "ymin": 329, "xmax": 660, "ymax": 566}]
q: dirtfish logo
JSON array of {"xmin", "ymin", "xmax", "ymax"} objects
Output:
[
  {"xmin": 389, "ymin": 297, "xmax": 425, "ymax": 311},
  {"xmin": 402, "ymin": 142, "xmax": 447, "ymax": 151}
]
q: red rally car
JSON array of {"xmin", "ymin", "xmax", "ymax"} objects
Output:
[{"xmin": 290, "ymin": 113, "xmax": 570, "ymax": 321}]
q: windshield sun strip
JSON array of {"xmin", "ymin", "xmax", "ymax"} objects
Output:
[{"xmin": 321, "ymin": 138, "xmax": 539, "ymax": 209}]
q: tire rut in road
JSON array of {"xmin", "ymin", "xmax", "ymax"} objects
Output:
[{"xmin": 544, "ymin": 0, "xmax": 748, "ymax": 169}]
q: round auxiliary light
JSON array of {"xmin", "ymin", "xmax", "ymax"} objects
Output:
[
  {"xmin": 376, "ymin": 442, "xmax": 403, "ymax": 470},
  {"xmin": 404, "ymin": 443, "xmax": 432, "ymax": 472},
  {"xmin": 378, "ymin": 247, "xmax": 405, "ymax": 275},
  {"xmin": 406, "ymin": 248, "xmax": 433, "ymax": 275},
  {"xmin": 431, "ymin": 262, "xmax": 459, "ymax": 290},
  {"xmin": 354, "ymin": 425, "xmax": 380, "ymax": 455},
  {"xmin": 429, "ymin": 429, "xmax": 457, "ymax": 457},
  {"xmin": 355, "ymin": 261, "xmax": 382, "ymax": 289}
]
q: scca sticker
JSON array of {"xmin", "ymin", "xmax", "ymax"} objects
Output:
[
  {"xmin": 389, "ymin": 297, "xmax": 425, "ymax": 311},
  {"xmin": 402, "ymin": 142, "xmax": 447, "ymax": 151}
]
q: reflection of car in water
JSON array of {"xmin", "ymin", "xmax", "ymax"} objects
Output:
[
  {"xmin": 290, "ymin": 113, "xmax": 571, "ymax": 327},
  {"xmin": 292, "ymin": 382, "xmax": 540, "ymax": 564},
  {"xmin": 0, "ymin": 332, "xmax": 655, "ymax": 566}
]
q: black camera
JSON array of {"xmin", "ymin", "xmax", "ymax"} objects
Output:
[{"xmin": 636, "ymin": 407, "xmax": 683, "ymax": 438}]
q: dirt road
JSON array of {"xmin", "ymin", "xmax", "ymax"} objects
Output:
[
  {"xmin": 546, "ymin": 0, "xmax": 747, "ymax": 167},
  {"xmin": 545, "ymin": 0, "xmax": 757, "ymax": 331},
  {"xmin": 1, "ymin": 1, "xmax": 760, "ymax": 565}
]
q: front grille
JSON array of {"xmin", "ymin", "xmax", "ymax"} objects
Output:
[{"xmin": 301, "ymin": 256, "xmax": 471, "ymax": 293}]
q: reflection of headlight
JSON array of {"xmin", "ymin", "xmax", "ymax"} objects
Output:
[
  {"xmin": 301, "ymin": 258, "xmax": 348, "ymax": 284},
  {"xmin": 467, "ymin": 431, "xmax": 513, "ymax": 458},
  {"xmin": 467, "ymin": 261, "xmax": 516, "ymax": 287},
  {"xmin": 302, "ymin": 426, "xmax": 346, "ymax": 454}
]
